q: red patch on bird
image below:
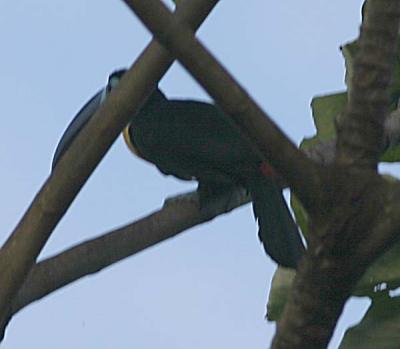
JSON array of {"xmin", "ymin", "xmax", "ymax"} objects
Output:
[{"xmin": 260, "ymin": 162, "xmax": 277, "ymax": 178}]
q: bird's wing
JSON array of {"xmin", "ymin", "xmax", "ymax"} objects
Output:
[{"xmin": 127, "ymin": 99, "xmax": 260, "ymax": 182}]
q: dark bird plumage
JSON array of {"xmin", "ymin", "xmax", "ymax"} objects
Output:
[{"xmin": 52, "ymin": 69, "xmax": 305, "ymax": 268}]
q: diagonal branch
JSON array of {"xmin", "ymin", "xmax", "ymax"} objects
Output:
[
  {"xmin": 335, "ymin": 0, "xmax": 400, "ymax": 169},
  {"xmin": 124, "ymin": 0, "xmax": 322, "ymax": 211},
  {"xmin": 9, "ymin": 189, "xmax": 249, "ymax": 319},
  {"xmin": 0, "ymin": 0, "xmax": 218, "ymax": 320}
]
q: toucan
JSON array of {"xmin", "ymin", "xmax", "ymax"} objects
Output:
[{"xmin": 52, "ymin": 69, "xmax": 305, "ymax": 269}]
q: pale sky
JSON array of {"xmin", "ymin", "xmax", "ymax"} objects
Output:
[{"xmin": 0, "ymin": 1, "xmax": 371, "ymax": 348}]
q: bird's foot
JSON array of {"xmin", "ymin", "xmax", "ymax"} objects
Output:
[
  {"xmin": 163, "ymin": 190, "xmax": 200, "ymax": 208},
  {"xmin": 162, "ymin": 187, "xmax": 250, "ymax": 219},
  {"xmin": 199, "ymin": 187, "xmax": 251, "ymax": 217}
]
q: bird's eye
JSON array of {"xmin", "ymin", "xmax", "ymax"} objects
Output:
[
  {"xmin": 106, "ymin": 69, "xmax": 127, "ymax": 93},
  {"xmin": 108, "ymin": 76, "xmax": 120, "ymax": 91}
]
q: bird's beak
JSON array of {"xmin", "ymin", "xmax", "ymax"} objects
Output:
[{"xmin": 51, "ymin": 88, "xmax": 106, "ymax": 170}]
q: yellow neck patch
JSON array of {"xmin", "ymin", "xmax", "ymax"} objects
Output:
[{"xmin": 123, "ymin": 126, "xmax": 144, "ymax": 159}]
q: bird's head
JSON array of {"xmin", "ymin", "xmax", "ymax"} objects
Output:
[
  {"xmin": 106, "ymin": 69, "xmax": 127, "ymax": 94},
  {"xmin": 105, "ymin": 69, "xmax": 166, "ymax": 106},
  {"xmin": 51, "ymin": 68, "xmax": 165, "ymax": 170},
  {"xmin": 106, "ymin": 68, "xmax": 167, "ymax": 105}
]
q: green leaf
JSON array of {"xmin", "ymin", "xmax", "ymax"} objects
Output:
[
  {"xmin": 308, "ymin": 92, "xmax": 347, "ymax": 144},
  {"xmin": 381, "ymin": 145, "xmax": 400, "ymax": 162},
  {"xmin": 339, "ymin": 294, "xmax": 400, "ymax": 349},
  {"xmin": 266, "ymin": 267, "xmax": 295, "ymax": 321},
  {"xmin": 290, "ymin": 194, "xmax": 309, "ymax": 238},
  {"xmin": 293, "ymin": 92, "xmax": 342, "ymax": 236},
  {"xmin": 291, "ymin": 93, "xmax": 348, "ymax": 249},
  {"xmin": 341, "ymin": 40, "xmax": 358, "ymax": 92},
  {"xmin": 354, "ymin": 241, "xmax": 400, "ymax": 297}
]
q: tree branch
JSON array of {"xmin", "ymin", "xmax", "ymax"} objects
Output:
[
  {"xmin": 9, "ymin": 189, "xmax": 249, "ymax": 317},
  {"xmin": 0, "ymin": 0, "xmax": 218, "ymax": 323},
  {"xmin": 271, "ymin": 2, "xmax": 400, "ymax": 346},
  {"xmin": 124, "ymin": 0, "xmax": 322, "ymax": 211},
  {"xmin": 336, "ymin": 0, "xmax": 400, "ymax": 169},
  {"xmin": 271, "ymin": 169, "xmax": 400, "ymax": 348}
]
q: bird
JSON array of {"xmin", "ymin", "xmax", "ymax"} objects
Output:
[{"xmin": 52, "ymin": 69, "xmax": 305, "ymax": 269}]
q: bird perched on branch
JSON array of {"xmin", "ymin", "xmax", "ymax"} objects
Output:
[{"xmin": 52, "ymin": 69, "xmax": 305, "ymax": 269}]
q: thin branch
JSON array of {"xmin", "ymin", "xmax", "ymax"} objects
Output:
[
  {"xmin": 0, "ymin": 189, "xmax": 249, "ymax": 339},
  {"xmin": 335, "ymin": 0, "xmax": 400, "ymax": 169},
  {"xmin": 11, "ymin": 189, "xmax": 250, "ymax": 316},
  {"xmin": 124, "ymin": 0, "xmax": 322, "ymax": 211},
  {"xmin": 0, "ymin": 0, "xmax": 218, "ymax": 320}
]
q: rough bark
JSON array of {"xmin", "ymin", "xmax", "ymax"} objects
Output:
[
  {"xmin": 336, "ymin": 0, "xmax": 400, "ymax": 169},
  {"xmin": 273, "ymin": 1, "xmax": 400, "ymax": 347},
  {"xmin": 272, "ymin": 168, "xmax": 400, "ymax": 348}
]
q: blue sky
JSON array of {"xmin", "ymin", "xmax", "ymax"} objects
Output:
[{"xmin": 0, "ymin": 1, "xmax": 370, "ymax": 347}]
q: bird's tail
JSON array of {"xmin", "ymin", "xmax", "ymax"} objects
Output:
[{"xmin": 247, "ymin": 176, "xmax": 305, "ymax": 269}]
